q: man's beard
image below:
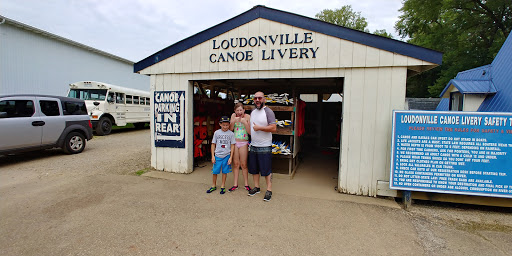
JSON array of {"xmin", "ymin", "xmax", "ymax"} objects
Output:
[{"xmin": 256, "ymin": 102, "xmax": 265, "ymax": 110}]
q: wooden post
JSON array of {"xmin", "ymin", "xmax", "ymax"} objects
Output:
[{"xmin": 403, "ymin": 190, "xmax": 412, "ymax": 210}]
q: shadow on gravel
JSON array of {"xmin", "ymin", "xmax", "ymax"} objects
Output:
[
  {"xmin": 396, "ymin": 197, "xmax": 512, "ymax": 213},
  {"xmin": 0, "ymin": 149, "xmax": 65, "ymax": 167}
]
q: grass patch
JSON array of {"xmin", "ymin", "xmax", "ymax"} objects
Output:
[
  {"xmin": 112, "ymin": 123, "xmax": 135, "ymax": 130},
  {"xmin": 134, "ymin": 168, "xmax": 149, "ymax": 176}
]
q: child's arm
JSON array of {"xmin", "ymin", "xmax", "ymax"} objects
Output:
[
  {"xmin": 229, "ymin": 113, "xmax": 236, "ymax": 130},
  {"xmin": 242, "ymin": 114, "xmax": 251, "ymax": 134},
  {"xmin": 228, "ymin": 143, "xmax": 234, "ymax": 165},
  {"xmin": 211, "ymin": 143, "xmax": 216, "ymax": 164}
]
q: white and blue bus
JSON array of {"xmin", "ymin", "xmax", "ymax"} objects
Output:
[{"xmin": 67, "ymin": 81, "xmax": 150, "ymax": 135}]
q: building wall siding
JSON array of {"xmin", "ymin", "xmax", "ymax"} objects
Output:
[
  {"xmin": 145, "ymin": 18, "xmax": 434, "ymax": 196},
  {"xmin": 339, "ymin": 67, "xmax": 406, "ymax": 196},
  {"xmin": 140, "ymin": 19, "xmax": 432, "ymax": 75},
  {"xmin": 0, "ymin": 22, "xmax": 149, "ymax": 96}
]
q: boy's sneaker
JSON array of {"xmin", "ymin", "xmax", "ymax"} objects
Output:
[
  {"xmin": 220, "ymin": 187, "xmax": 226, "ymax": 194},
  {"xmin": 263, "ymin": 191, "xmax": 272, "ymax": 202},
  {"xmin": 248, "ymin": 187, "xmax": 260, "ymax": 196},
  {"xmin": 244, "ymin": 185, "xmax": 251, "ymax": 191},
  {"xmin": 206, "ymin": 187, "xmax": 217, "ymax": 193},
  {"xmin": 228, "ymin": 186, "xmax": 238, "ymax": 192}
]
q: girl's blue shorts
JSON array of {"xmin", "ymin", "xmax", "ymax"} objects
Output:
[{"xmin": 212, "ymin": 155, "xmax": 232, "ymax": 174}]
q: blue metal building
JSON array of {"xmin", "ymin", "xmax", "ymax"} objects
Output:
[{"xmin": 437, "ymin": 34, "xmax": 512, "ymax": 112}]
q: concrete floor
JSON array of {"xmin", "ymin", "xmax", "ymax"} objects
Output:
[{"xmin": 144, "ymin": 150, "xmax": 401, "ymax": 209}]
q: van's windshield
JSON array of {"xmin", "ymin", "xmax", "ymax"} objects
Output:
[{"xmin": 68, "ymin": 89, "xmax": 107, "ymax": 101}]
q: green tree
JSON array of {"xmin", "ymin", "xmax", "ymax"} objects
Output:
[
  {"xmin": 372, "ymin": 29, "xmax": 393, "ymax": 38},
  {"xmin": 396, "ymin": 0, "xmax": 511, "ymax": 97},
  {"xmin": 315, "ymin": 5, "xmax": 393, "ymax": 38}
]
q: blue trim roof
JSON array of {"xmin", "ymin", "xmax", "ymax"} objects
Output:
[
  {"xmin": 134, "ymin": 5, "xmax": 443, "ymax": 73},
  {"xmin": 440, "ymin": 78, "xmax": 497, "ymax": 96}
]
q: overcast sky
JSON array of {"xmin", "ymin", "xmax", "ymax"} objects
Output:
[{"xmin": 2, "ymin": 0, "xmax": 403, "ymax": 62}]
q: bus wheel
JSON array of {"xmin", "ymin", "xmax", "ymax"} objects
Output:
[
  {"xmin": 134, "ymin": 123, "xmax": 146, "ymax": 129},
  {"xmin": 96, "ymin": 117, "xmax": 112, "ymax": 135}
]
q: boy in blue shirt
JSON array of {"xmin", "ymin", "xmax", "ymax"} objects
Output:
[{"xmin": 206, "ymin": 116, "xmax": 236, "ymax": 194}]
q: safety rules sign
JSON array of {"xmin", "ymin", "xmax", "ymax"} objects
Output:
[
  {"xmin": 390, "ymin": 110, "xmax": 512, "ymax": 198},
  {"xmin": 154, "ymin": 91, "xmax": 185, "ymax": 148}
]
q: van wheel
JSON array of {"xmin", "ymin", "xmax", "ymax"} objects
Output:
[
  {"xmin": 63, "ymin": 132, "xmax": 86, "ymax": 154},
  {"xmin": 96, "ymin": 117, "xmax": 112, "ymax": 135},
  {"xmin": 134, "ymin": 123, "xmax": 146, "ymax": 129}
]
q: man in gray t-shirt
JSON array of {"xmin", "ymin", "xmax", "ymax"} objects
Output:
[{"xmin": 248, "ymin": 91, "xmax": 277, "ymax": 202}]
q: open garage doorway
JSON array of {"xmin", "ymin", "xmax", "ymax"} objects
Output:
[{"xmin": 191, "ymin": 77, "xmax": 344, "ymax": 193}]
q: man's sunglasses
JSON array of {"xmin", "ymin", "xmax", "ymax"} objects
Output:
[{"xmin": 253, "ymin": 97, "xmax": 264, "ymax": 100}]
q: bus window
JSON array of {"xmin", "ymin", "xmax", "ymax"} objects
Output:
[
  {"xmin": 133, "ymin": 96, "xmax": 139, "ymax": 105},
  {"xmin": 68, "ymin": 89, "xmax": 107, "ymax": 100},
  {"xmin": 116, "ymin": 93, "xmax": 125, "ymax": 104},
  {"xmin": 107, "ymin": 92, "xmax": 115, "ymax": 103},
  {"xmin": 126, "ymin": 95, "xmax": 133, "ymax": 104},
  {"xmin": 146, "ymin": 98, "xmax": 150, "ymax": 105},
  {"xmin": 139, "ymin": 97, "xmax": 145, "ymax": 105}
]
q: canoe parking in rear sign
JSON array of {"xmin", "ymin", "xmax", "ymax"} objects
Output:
[{"xmin": 154, "ymin": 91, "xmax": 185, "ymax": 148}]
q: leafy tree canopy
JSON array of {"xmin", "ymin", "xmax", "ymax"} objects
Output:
[
  {"xmin": 396, "ymin": 0, "xmax": 511, "ymax": 97},
  {"xmin": 315, "ymin": 5, "xmax": 393, "ymax": 38}
]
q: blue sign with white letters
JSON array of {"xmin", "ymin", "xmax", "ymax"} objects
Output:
[
  {"xmin": 154, "ymin": 91, "xmax": 185, "ymax": 148},
  {"xmin": 390, "ymin": 110, "xmax": 512, "ymax": 198}
]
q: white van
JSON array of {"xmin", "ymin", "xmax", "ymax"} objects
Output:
[{"xmin": 67, "ymin": 81, "xmax": 150, "ymax": 135}]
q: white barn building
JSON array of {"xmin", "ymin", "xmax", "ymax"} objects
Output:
[
  {"xmin": 0, "ymin": 16, "xmax": 149, "ymax": 96},
  {"xmin": 135, "ymin": 6, "xmax": 443, "ymax": 197}
]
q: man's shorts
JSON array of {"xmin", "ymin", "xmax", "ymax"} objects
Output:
[
  {"xmin": 248, "ymin": 146, "xmax": 272, "ymax": 176},
  {"xmin": 212, "ymin": 155, "xmax": 232, "ymax": 175}
]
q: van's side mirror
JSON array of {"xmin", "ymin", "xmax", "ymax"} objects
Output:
[
  {"xmin": 93, "ymin": 102, "xmax": 100, "ymax": 106},
  {"xmin": 108, "ymin": 98, "xmax": 115, "ymax": 103}
]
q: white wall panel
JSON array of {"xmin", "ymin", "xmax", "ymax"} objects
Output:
[
  {"xmin": 464, "ymin": 94, "xmax": 486, "ymax": 112},
  {"xmin": 339, "ymin": 67, "xmax": 407, "ymax": 196},
  {"xmin": 359, "ymin": 68, "xmax": 378, "ymax": 195},
  {"xmin": 0, "ymin": 23, "xmax": 149, "ymax": 96},
  {"xmin": 154, "ymin": 75, "xmax": 165, "ymax": 171},
  {"xmin": 150, "ymin": 75, "xmax": 157, "ymax": 169},
  {"xmin": 372, "ymin": 67, "xmax": 393, "ymax": 185},
  {"xmin": 142, "ymin": 18, "xmax": 437, "ymax": 76}
]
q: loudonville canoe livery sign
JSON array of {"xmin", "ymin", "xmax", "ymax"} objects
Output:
[
  {"xmin": 390, "ymin": 110, "xmax": 512, "ymax": 198},
  {"xmin": 154, "ymin": 91, "xmax": 185, "ymax": 148},
  {"xmin": 209, "ymin": 33, "xmax": 319, "ymax": 63}
]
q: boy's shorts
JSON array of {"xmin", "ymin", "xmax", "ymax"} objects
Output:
[
  {"xmin": 212, "ymin": 155, "xmax": 232, "ymax": 174},
  {"xmin": 248, "ymin": 146, "xmax": 272, "ymax": 176}
]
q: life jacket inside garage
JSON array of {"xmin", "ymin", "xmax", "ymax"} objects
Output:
[{"xmin": 134, "ymin": 6, "xmax": 442, "ymax": 197}]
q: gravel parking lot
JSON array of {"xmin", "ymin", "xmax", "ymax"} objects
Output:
[{"xmin": 1, "ymin": 128, "xmax": 511, "ymax": 255}]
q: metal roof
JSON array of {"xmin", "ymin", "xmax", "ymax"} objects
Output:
[
  {"xmin": 478, "ymin": 34, "xmax": 512, "ymax": 112},
  {"xmin": 441, "ymin": 79, "xmax": 497, "ymax": 95},
  {"xmin": 0, "ymin": 15, "xmax": 134, "ymax": 64},
  {"xmin": 134, "ymin": 5, "xmax": 443, "ymax": 73},
  {"xmin": 435, "ymin": 98, "xmax": 449, "ymax": 111},
  {"xmin": 438, "ymin": 33, "xmax": 512, "ymax": 112}
]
